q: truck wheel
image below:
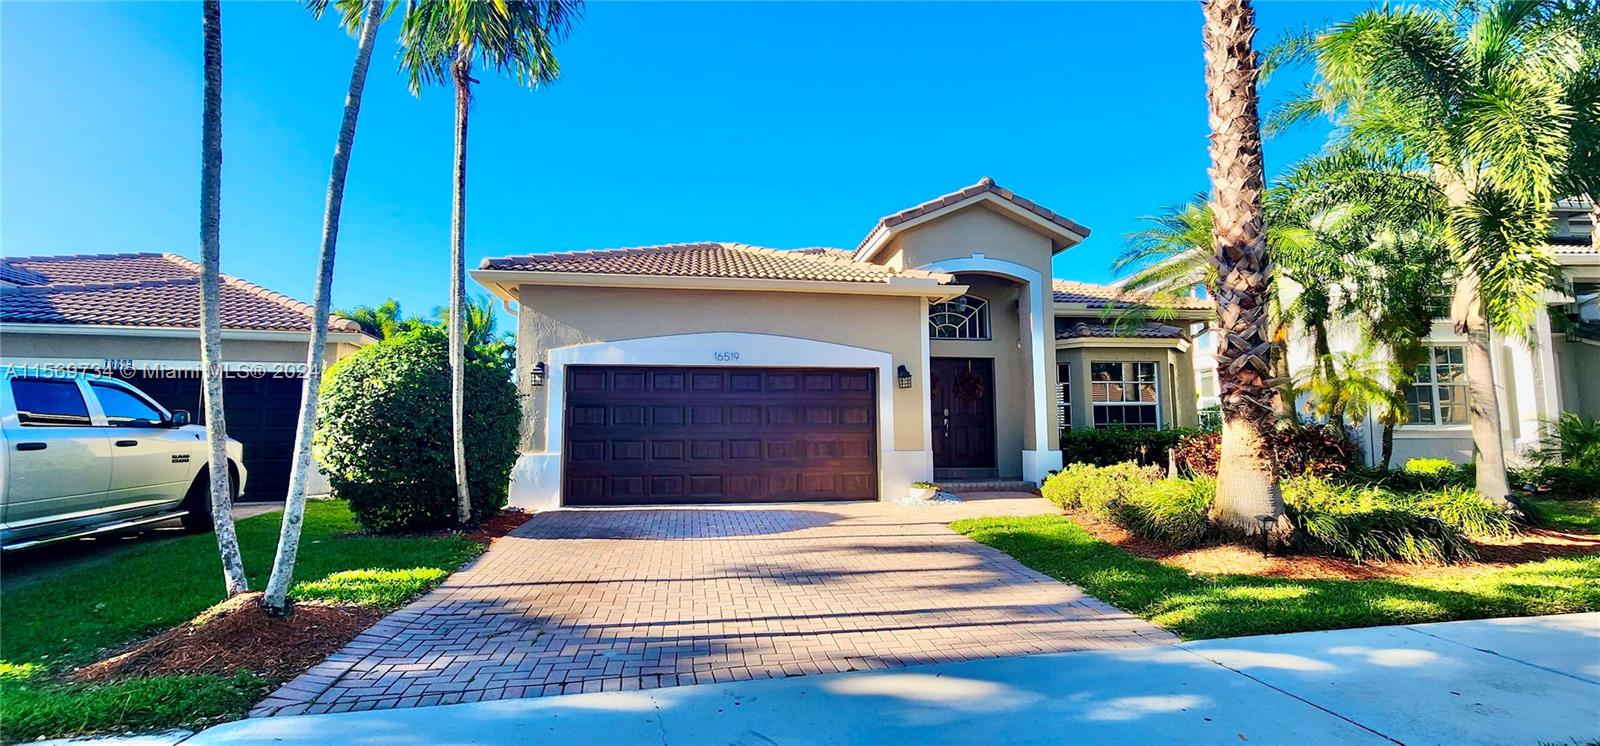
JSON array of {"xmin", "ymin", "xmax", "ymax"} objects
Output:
[{"xmin": 180, "ymin": 466, "xmax": 237, "ymax": 533}]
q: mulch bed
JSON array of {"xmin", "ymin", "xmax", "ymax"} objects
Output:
[
  {"xmin": 467, "ymin": 508, "xmax": 530, "ymax": 544},
  {"xmin": 1062, "ymin": 508, "xmax": 1600, "ymax": 581},
  {"xmin": 71, "ymin": 592, "xmax": 382, "ymax": 683}
]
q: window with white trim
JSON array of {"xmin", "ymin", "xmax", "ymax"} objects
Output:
[
  {"xmin": 1406, "ymin": 345, "xmax": 1469, "ymax": 425},
  {"xmin": 1090, "ymin": 361, "xmax": 1159, "ymax": 429},
  {"xmin": 928, "ymin": 295, "xmax": 990, "ymax": 340},
  {"xmin": 1056, "ymin": 363, "xmax": 1071, "ymax": 432}
]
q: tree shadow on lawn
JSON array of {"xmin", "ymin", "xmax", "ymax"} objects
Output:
[{"xmin": 957, "ymin": 517, "xmax": 1600, "ymax": 641}]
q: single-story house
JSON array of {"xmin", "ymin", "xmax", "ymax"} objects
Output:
[
  {"xmin": 474, "ymin": 178, "xmax": 1212, "ymax": 510},
  {"xmin": 0, "ymin": 252, "xmax": 376, "ymax": 498}
]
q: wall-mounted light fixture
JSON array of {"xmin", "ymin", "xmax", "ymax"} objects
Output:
[
  {"xmin": 531, "ymin": 361, "xmax": 548, "ymax": 388},
  {"xmin": 896, "ymin": 365, "xmax": 913, "ymax": 389}
]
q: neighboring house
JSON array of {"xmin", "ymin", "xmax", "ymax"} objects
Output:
[
  {"xmin": 1262, "ymin": 198, "xmax": 1598, "ymax": 468},
  {"xmin": 474, "ymin": 178, "xmax": 1212, "ymax": 510},
  {"xmin": 0, "ymin": 253, "xmax": 376, "ymax": 498}
]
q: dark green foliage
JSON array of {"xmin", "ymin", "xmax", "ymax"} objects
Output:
[
  {"xmin": 1340, "ymin": 463, "xmax": 1474, "ymax": 492},
  {"xmin": 1059, "ymin": 427, "xmax": 1205, "ymax": 467},
  {"xmin": 953, "ymin": 514, "xmax": 1600, "ymax": 640},
  {"xmin": 1116, "ymin": 477, "xmax": 1216, "ymax": 547},
  {"xmin": 1174, "ymin": 425, "xmax": 1359, "ymax": 478},
  {"xmin": 1534, "ymin": 413, "xmax": 1600, "ymax": 472},
  {"xmin": 1512, "ymin": 465, "xmax": 1600, "ymax": 500},
  {"xmin": 1281, "ymin": 477, "xmax": 1479, "ymax": 562},
  {"xmin": 315, "ymin": 327, "xmax": 521, "ymax": 532}
]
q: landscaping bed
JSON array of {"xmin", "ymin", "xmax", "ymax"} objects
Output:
[
  {"xmin": 0, "ymin": 500, "xmax": 504, "ymax": 743},
  {"xmin": 953, "ymin": 513, "xmax": 1600, "ymax": 640},
  {"xmin": 955, "ymin": 464, "xmax": 1600, "ymax": 640}
]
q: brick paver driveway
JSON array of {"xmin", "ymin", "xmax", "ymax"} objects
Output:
[{"xmin": 253, "ymin": 494, "xmax": 1175, "ymax": 716}]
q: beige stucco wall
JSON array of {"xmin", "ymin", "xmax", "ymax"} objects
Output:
[
  {"xmin": 1055, "ymin": 343, "xmax": 1198, "ymax": 432},
  {"xmin": 929, "ymin": 275, "xmax": 1028, "ymax": 477},
  {"xmin": 0, "ymin": 332, "xmax": 357, "ymax": 368},
  {"xmin": 514, "ymin": 284, "xmax": 929, "ymax": 454},
  {"xmin": 882, "ymin": 206, "xmax": 1056, "ymax": 281},
  {"xmin": 881, "ymin": 207, "xmax": 1061, "ymax": 457}
]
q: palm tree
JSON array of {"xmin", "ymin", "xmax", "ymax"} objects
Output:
[
  {"xmin": 262, "ymin": 0, "xmax": 387, "ymax": 618},
  {"xmin": 1201, "ymin": 0, "xmax": 1284, "ymax": 535},
  {"xmin": 1276, "ymin": 0, "xmax": 1597, "ymax": 507},
  {"xmin": 336, "ymin": 298, "xmax": 421, "ymax": 339},
  {"xmin": 400, "ymin": 0, "xmax": 580, "ymax": 527},
  {"xmin": 199, "ymin": 0, "xmax": 248, "ymax": 596}
]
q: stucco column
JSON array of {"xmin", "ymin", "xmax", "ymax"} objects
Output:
[{"xmin": 1019, "ymin": 275, "xmax": 1061, "ymax": 482}]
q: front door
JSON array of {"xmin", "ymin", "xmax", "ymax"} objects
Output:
[{"xmin": 930, "ymin": 357, "xmax": 996, "ymax": 469}]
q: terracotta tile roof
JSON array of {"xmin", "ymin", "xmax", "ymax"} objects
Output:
[
  {"xmin": 481, "ymin": 242, "xmax": 953, "ymax": 284},
  {"xmin": 1055, "ymin": 319, "xmax": 1186, "ymax": 340},
  {"xmin": 1552, "ymin": 235, "xmax": 1596, "ymax": 251},
  {"xmin": 1052, "ymin": 279, "xmax": 1213, "ymax": 311},
  {"xmin": 856, "ymin": 177, "xmax": 1091, "ymax": 253},
  {"xmin": 0, "ymin": 252, "xmax": 362, "ymax": 333}
]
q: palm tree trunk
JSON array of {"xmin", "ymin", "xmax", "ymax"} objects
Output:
[
  {"xmin": 1450, "ymin": 275, "xmax": 1513, "ymax": 508},
  {"xmin": 200, "ymin": 0, "xmax": 247, "ymax": 596},
  {"xmin": 1202, "ymin": 0, "xmax": 1285, "ymax": 536},
  {"xmin": 262, "ymin": 0, "xmax": 384, "ymax": 617},
  {"xmin": 1590, "ymin": 197, "xmax": 1598, "ymax": 252},
  {"xmin": 449, "ymin": 49, "xmax": 474, "ymax": 527},
  {"xmin": 1380, "ymin": 418, "xmax": 1396, "ymax": 470}
]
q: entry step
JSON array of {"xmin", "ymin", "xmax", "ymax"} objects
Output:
[{"xmin": 937, "ymin": 480, "xmax": 1039, "ymax": 495}]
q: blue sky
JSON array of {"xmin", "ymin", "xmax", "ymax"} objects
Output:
[{"xmin": 1, "ymin": 1, "xmax": 1347, "ymax": 323}]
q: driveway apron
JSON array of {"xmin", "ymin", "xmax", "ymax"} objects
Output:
[{"xmin": 251, "ymin": 494, "xmax": 1174, "ymax": 716}]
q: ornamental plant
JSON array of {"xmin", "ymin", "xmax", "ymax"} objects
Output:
[{"xmin": 314, "ymin": 326, "xmax": 520, "ymax": 532}]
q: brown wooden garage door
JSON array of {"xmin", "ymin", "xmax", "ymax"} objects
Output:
[{"xmin": 564, "ymin": 366, "xmax": 878, "ymax": 505}]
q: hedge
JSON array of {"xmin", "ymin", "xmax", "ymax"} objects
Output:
[{"xmin": 314, "ymin": 327, "xmax": 521, "ymax": 532}]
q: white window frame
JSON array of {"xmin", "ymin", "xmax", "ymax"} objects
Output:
[
  {"xmin": 928, "ymin": 295, "xmax": 991, "ymax": 341},
  {"xmin": 1089, "ymin": 361, "xmax": 1161, "ymax": 429},
  {"xmin": 1406, "ymin": 344, "xmax": 1469, "ymax": 426}
]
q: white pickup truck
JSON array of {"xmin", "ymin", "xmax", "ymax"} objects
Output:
[{"xmin": 0, "ymin": 371, "xmax": 247, "ymax": 550}]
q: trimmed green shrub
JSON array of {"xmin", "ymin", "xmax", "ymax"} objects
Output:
[
  {"xmin": 1058, "ymin": 428, "xmax": 1205, "ymax": 468},
  {"xmin": 1404, "ymin": 458, "xmax": 1457, "ymax": 476},
  {"xmin": 1281, "ymin": 477, "xmax": 1474, "ymax": 563},
  {"xmin": 1041, "ymin": 462, "xmax": 1162, "ymax": 514},
  {"xmin": 315, "ymin": 327, "xmax": 521, "ymax": 532},
  {"xmin": 1116, "ymin": 477, "xmax": 1216, "ymax": 547}
]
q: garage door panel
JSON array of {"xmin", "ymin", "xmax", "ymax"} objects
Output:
[{"xmin": 565, "ymin": 366, "xmax": 877, "ymax": 505}]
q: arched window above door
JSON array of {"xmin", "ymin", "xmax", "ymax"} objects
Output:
[{"xmin": 928, "ymin": 295, "xmax": 990, "ymax": 340}]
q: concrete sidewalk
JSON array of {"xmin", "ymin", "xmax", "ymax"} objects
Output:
[{"xmin": 185, "ymin": 612, "xmax": 1600, "ymax": 745}]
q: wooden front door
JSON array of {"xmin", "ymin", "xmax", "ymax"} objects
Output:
[{"xmin": 930, "ymin": 357, "xmax": 996, "ymax": 469}]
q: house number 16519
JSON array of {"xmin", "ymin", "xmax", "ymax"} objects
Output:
[{"xmin": 713, "ymin": 352, "xmax": 741, "ymax": 362}]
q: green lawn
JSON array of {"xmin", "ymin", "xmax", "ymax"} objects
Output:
[
  {"xmin": 0, "ymin": 501, "xmax": 483, "ymax": 742},
  {"xmin": 1526, "ymin": 498, "xmax": 1600, "ymax": 534},
  {"xmin": 952, "ymin": 514, "xmax": 1600, "ymax": 640}
]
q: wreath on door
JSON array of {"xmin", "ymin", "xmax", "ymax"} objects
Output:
[{"xmin": 955, "ymin": 369, "xmax": 985, "ymax": 401}]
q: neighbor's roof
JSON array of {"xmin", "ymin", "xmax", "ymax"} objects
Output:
[
  {"xmin": 1052, "ymin": 279, "xmax": 1213, "ymax": 311},
  {"xmin": 480, "ymin": 242, "xmax": 953, "ymax": 284},
  {"xmin": 855, "ymin": 177, "xmax": 1092, "ymax": 255},
  {"xmin": 0, "ymin": 253, "xmax": 363, "ymax": 333},
  {"xmin": 1556, "ymin": 196, "xmax": 1594, "ymax": 211},
  {"xmin": 1055, "ymin": 320, "xmax": 1186, "ymax": 340}
]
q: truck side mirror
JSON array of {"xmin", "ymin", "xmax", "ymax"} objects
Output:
[{"xmin": 169, "ymin": 410, "xmax": 192, "ymax": 427}]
